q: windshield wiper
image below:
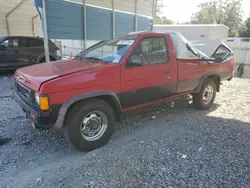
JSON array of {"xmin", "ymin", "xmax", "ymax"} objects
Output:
[{"xmin": 73, "ymin": 55, "xmax": 83, "ymax": 60}]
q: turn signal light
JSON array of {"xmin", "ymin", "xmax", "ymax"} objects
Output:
[
  {"xmin": 40, "ymin": 96, "xmax": 49, "ymax": 111},
  {"xmin": 232, "ymin": 56, "xmax": 235, "ymax": 64}
]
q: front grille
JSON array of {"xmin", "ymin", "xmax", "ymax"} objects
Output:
[{"xmin": 15, "ymin": 81, "xmax": 32, "ymax": 101}]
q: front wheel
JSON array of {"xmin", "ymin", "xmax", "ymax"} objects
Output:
[
  {"xmin": 193, "ymin": 79, "xmax": 216, "ymax": 110},
  {"xmin": 63, "ymin": 99, "xmax": 115, "ymax": 151}
]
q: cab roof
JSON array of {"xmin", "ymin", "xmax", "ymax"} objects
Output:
[{"xmin": 125, "ymin": 30, "xmax": 180, "ymax": 38}]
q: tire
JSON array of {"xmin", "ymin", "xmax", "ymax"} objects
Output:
[
  {"xmin": 63, "ymin": 99, "xmax": 115, "ymax": 151},
  {"xmin": 193, "ymin": 78, "xmax": 216, "ymax": 110},
  {"xmin": 39, "ymin": 57, "xmax": 45, "ymax": 63}
]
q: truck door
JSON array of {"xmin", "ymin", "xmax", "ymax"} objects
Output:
[{"xmin": 120, "ymin": 35, "xmax": 178, "ymax": 109}]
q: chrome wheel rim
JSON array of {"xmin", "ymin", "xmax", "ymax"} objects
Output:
[
  {"xmin": 203, "ymin": 85, "xmax": 214, "ymax": 105},
  {"xmin": 80, "ymin": 111, "xmax": 107, "ymax": 141}
]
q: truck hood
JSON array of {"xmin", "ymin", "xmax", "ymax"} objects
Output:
[{"xmin": 15, "ymin": 59, "xmax": 108, "ymax": 91}]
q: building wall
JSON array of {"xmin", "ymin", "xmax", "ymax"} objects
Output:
[
  {"xmin": 0, "ymin": 13, "xmax": 7, "ymax": 36},
  {"xmin": 45, "ymin": 0, "xmax": 84, "ymax": 40},
  {"xmin": 86, "ymin": 6, "xmax": 113, "ymax": 40},
  {"xmin": 54, "ymin": 39, "xmax": 100, "ymax": 57},
  {"xmin": 137, "ymin": 16, "xmax": 152, "ymax": 31},
  {"xmin": 114, "ymin": 0, "xmax": 135, "ymax": 13},
  {"xmin": 45, "ymin": 0, "xmax": 153, "ymax": 41},
  {"xmin": 0, "ymin": 0, "xmax": 153, "ymax": 38},
  {"xmin": 137, "ymin": 0, "xmax": 153, "ymax": 17},
  {"xmin": 73, "ymin": 0, "xmax": 153, "ymax": 17},
  {"xmin": 115, "ymin": 11, "xmax": 134, "ymax": 37},
  {"xmin": 33, "ymin": 15, "xmax": 43, "ymax": 37},
  {"xmin": 75, "ymin": 0, "xmax": 113, "ymax": 9},
  {"xmin": 0, "ymin": 0, "xmax": 39, "ymax": 37}
]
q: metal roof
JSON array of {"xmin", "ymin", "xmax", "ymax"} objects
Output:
[
  {"xmin": 154, "ymin": 24, "xmax": 229, "ymax": 29},
  {"xmin": 0, "ymin": 0, "xmax": 42, "ymax": 37}
]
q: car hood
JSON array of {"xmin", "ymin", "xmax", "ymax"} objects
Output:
[{"xmin": 14, "ymin": 59, "xmax": 109, "ymax": 91}]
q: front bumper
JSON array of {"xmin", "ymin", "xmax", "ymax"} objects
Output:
[{"xmin": 14, "ymin": 90, "xmax": 53, "ymax": 128}]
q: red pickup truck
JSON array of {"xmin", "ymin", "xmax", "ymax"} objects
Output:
[{"xmin": 14, "ymin": 31, "xmax": 234, "ymax": 151}]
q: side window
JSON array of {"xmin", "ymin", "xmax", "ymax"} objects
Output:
[
  {"xmin": 29, "ymin": 39, "xmax": 44, "ymax": 47},
  {"xmin": 5, "ymin": 39, "xmax": 19, "ymax": 48},
  {"xmin": 152, "ymin": 37, "xmax": 167, "ymax": 55},
  {"xmin": 132, "ymin": 37, "xmax": 168, "ymax": 66},
  {"xmin": 18, "ymin": 39, "xmax": 30, "ymax": 48},
  {"xmin": 0, "ymin": 40, "xmax": 9, "ymax": 48}
]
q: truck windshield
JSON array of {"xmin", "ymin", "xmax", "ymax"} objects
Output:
[{"xmin": 75, "ymin": 37, "xmax": 137, "ymax": 63}]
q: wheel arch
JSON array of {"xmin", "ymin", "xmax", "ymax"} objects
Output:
[
  {"xmin": 208, "ymin": 74, "xmax": 221, "ymax": 92},
  {"xmin": 37, "ymin": 53, "xmax": 57, "ymax": 63},
  {"xmin": 194, "ymin": 73, "xmax": 221, "ymax": 93},
  {"xmin": 53, "ymin": 90, "xmax": 122, "ymax": 129}
]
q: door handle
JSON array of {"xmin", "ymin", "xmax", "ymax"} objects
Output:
[
  {"xmin": 165, "ymin": 72, "xmax": 171, "ymax": 79},
  {"xmin": 165, "ymin": 72, "xmax": 171, "ymax": 75}
]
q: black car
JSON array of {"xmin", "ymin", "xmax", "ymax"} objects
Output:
[{"xmin": 0, "ymin": 36, "xmax": 61, "ymax": 70}]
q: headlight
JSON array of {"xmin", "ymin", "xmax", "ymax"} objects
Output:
[
  {"xmin": 35, "ymin": 92, "xmax": 40, "ymax": 105},
  {"xmin": 35, "ymin": 92, "xmax": 49, "ymax": 111}
]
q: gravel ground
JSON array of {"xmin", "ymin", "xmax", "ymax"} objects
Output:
[{"xmin": 0, "ymin": 74, "xmax": 250, "ymax": 188}]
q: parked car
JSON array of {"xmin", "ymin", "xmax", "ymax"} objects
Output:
[
  {"xmin": 0, "ymin": 36, "xmax": 61, "ymax": 70},
  {"xmin": 14, "ymin": 31, "xmax": 234, "ymax": 151}
]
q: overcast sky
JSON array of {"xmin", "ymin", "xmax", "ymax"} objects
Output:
[{"xmin": 161, "ymin": 0, "xmax": 250, "ymax": 23}]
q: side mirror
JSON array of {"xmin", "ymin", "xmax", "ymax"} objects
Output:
[
  {"xmin": 0, "ymin": 45, "xmax": 6, "ymax": 51},
  {"xmin": 128, "ymin": 55, "xmax": 143, "ymax": 67}
]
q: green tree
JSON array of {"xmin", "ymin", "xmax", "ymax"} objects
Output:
[
  {"xmin": 155, "ymin": 0, "xmax": 163, "ymax": 16},
  {"xmin": 155, "ymin": 16, "xmax": 174, "ymax": 24},
  {"xmin": 190, "ymin": 0, "xmax": 243, "ymax": 36},
  {"xmin": 154, "ymin": 0, "xmax": 174, "ymax": 24},
  {"xmin": 240, "ymin": 17, "xmax": 250, "ymax": 37}
]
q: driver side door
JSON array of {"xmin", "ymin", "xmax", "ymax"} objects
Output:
[{"xmin": 119, "ymin": 35, "xmax": 178, "ymax": 109}]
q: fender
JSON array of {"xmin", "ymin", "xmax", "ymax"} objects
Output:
[
  {"xmin": 193, "ymin": 72, "xmax": 220, "ymax": 93},
  {"xmin": 53, "ymin": 90, "xmax": 122, "ymax": 129}
]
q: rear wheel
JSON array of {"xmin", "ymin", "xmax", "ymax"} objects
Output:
[
  {"xmin": 193, "ymin": 78, "xmax": 216, "ymax": 110},
  {"xmin": 63, "ymin": 99, "xmax": 115, "ymax": 151}
]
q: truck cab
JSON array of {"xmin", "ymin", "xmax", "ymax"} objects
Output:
[{"xmin": 14, "ymin": 31, "xmax": 234, "ymax": 151}]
